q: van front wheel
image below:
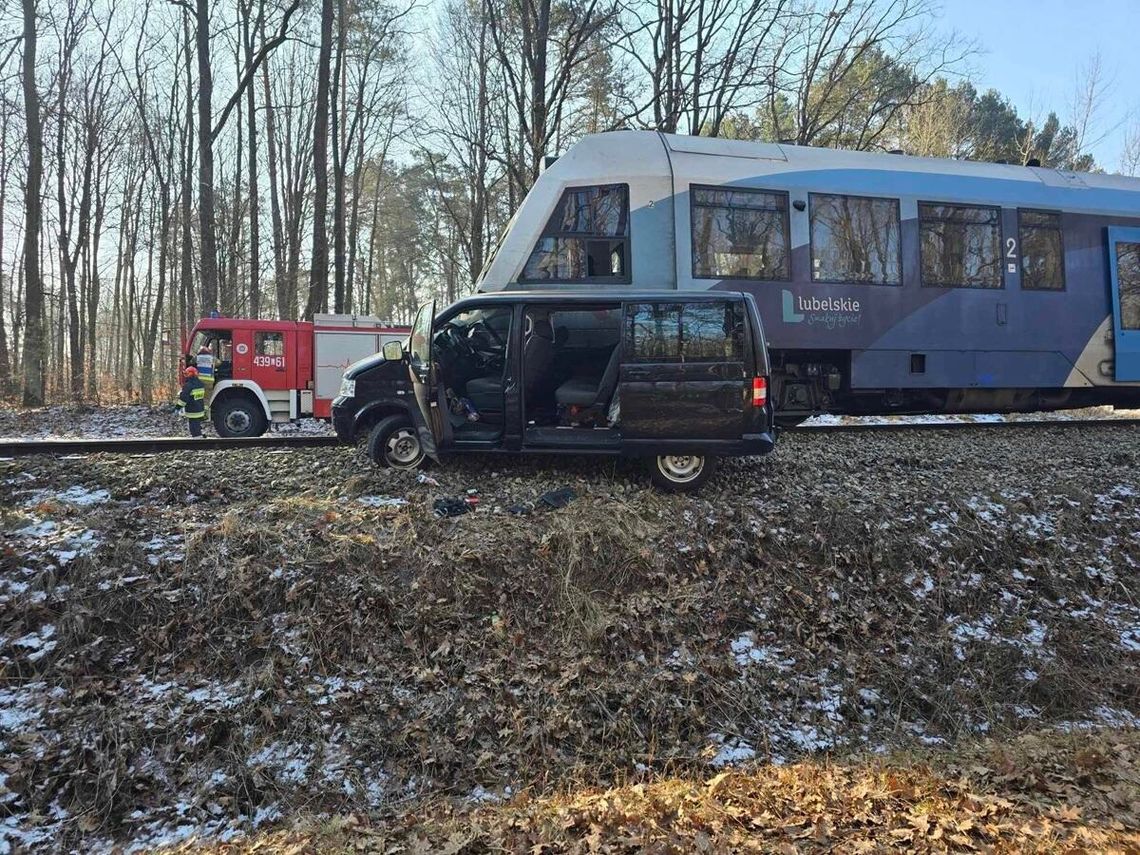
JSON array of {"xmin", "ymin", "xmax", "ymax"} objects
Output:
[
  {"xmin": 367, "ymin": 415, "xmax": 425, "ymax": 470},
  {"xmin": 649, "ymin": 454, "xmax": 717, "ymax": 492}
]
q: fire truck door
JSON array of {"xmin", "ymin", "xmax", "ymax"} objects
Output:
[
  {"xmin": 231, "ymin": 329, "xmax": 253, "ymax": 381},
  {"xmin": 251, "ymin": 330, "xmax": 294, "ymax": 390}
]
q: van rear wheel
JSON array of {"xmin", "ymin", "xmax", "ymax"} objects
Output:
[
  {"xmin": 649, "ymin": 454, "xmax": 717, "ymax": 492},
  {"xmin": 367, "ymin": 415, "xmax": 425, "ymax": 470}
]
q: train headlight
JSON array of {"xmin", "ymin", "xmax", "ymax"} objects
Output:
[{"xmin": 339, "ymin": 378, "xmax": 356, "ymax": 398}]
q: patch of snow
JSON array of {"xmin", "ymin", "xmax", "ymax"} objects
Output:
[
  {"xmin": 12, "ymin": 625, "xmax": 57, "ymax": 662},
  {"xmin": 53, "ymin": 486, "xmax": 110, "ymax": 506},
  {"xmin": 468, "ymin": 784, "xmax": 513, "ymax": 804},
  {"xmin": 248, "ymin": 742, "xmax": 311, "ymax": 786},
  {"xmin": 357, "ymin": 496, "xmax": 408, "ymax": 508},
  {"xmin": 0, "ymin": 684, "xmax": 46, "ymax": 732},
  {"xmin": 708, "ymin": 733, "xmax": 756, "ymax": 767},
  {"xmin": 964, "ymin": 496, "xmax": 1006, "ymax": 524},
  {"xmin": 730, "ymin": 633, "xmax": 794, "ymax": 670},
  {"xmin": 12, "ymin": 520, "xmax": 58, "ymax": 538}
]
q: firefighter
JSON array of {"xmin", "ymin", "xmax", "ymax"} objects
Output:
[
  {"xmin": 196, "ymin": 344, "xmax": 216, "ymax": 412},
  {"xmin": 176, "ymin": 366, "xmax": 208, "ymax": 437}
]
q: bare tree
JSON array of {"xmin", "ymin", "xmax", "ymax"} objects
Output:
[
  {"xmin": 430, "ymin": 0, "xmax": 500, "ymax": 287},
  {"xmin": 1122, "ymin": 120, "xmax": 1140, "ymax": 177},
  {"xmin": 486, "ymin": 0, "xmax": 616, "ymax": 195},
  {"xmin": 612, "ymin": 0, "xmax": 788, "ymax": 136},
  {"xmin": 21, "ymin": 0, "xmax": 46, "ymax": 406},
  {"xmin": 305, "ymin": 0, "xmax": 334, "ymax": 319},
  {"xmin": 769, "ymin": 0, "xmax": 973, "ymax": 151}
]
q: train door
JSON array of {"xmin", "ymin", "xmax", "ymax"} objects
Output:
[{"xmin": 1108, "ymin": 228, "xmax": 1140, "ymax": 381}]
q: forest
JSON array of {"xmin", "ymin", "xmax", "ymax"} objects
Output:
[{"xmin": 0, "ymin": 0, "xmax": 1134, "ymax": 405}]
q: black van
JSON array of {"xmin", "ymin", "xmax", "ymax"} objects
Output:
[{"xmin": 331, "ymin": 291, "xmax": 775, "ymax": 491}]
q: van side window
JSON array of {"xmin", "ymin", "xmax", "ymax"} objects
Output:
[
  {"xmin": 691, "ymin": 186, "xmax": 790, "ymax": 281},
  {"xmin": 1019, "ymin": 210, "xmax": 1065, "ymax": 290},
  {"xmin": 520, "ymin": 184, "xmax": 630, "ymax": 283},
  {"xmin": 809, "ymin": 193, "xmax": 901, "ymax": 285},
  {"xmin": 626, "ymin": 301, "xmax": 744, "ymax": 362},
  {"xmin": 919, "ymin": 202, "xmax": 1002, "ymax": 288}
]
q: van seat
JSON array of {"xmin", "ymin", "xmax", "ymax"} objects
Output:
[{"xmin": 555, "ymin": 344, "xmax": 620, "ymax": 408}]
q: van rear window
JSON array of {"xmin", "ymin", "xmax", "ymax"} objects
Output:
[{"xmin": 625, "ymin": 302, "xmax": 744, "ymax": 362}]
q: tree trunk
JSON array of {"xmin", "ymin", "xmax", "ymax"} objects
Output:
[
  {"xmin": 262, "ymin": 43, "xmax": 288, "ymax": 319},
  {"xmin": 244, "ymin": 0, "xmax": 261, "ymax": 319},
  {"xmin": 0, "ymin": 110, "xmax": 11, "ymax": 394},
  {"xmin": 331, "ymin": 0, "xmax": 347, "ymax": 313},
  {"xmin": 305, "ymin": 0, "xmax": 334, "ymax": 319},
  {"xmin": 21, "ymin": 0, "xmax": 45, "ymax": 406},
  {"xmin": 195, "ymin": 0, "xmax": 220, "ymax": 314},
  {"xmin": 182, "ymin": 13, "xmax": 197, "ymax": 325}
]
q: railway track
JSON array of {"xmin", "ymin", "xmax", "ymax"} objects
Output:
[
  {"xmin": 785, "ymin": 417, "xmax": 1140, "ymax": 433},
  {"xmin": 0, "ymin": 434, "xmax": 340, "ymax": 458},
  {"xmin": 1, "ymin": 417, "xmax": 1139, "ymax": 458}
]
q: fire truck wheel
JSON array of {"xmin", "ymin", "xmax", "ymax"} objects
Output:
[
  {"xmin": 367, "ymin": 416, "xmax": 425, "ymax": 470},
  {"xmin": 214, "ymin": 397, "xmax": 268, "ymax": 438}
]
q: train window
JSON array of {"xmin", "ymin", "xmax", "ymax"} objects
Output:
[
  {"xmin": 691, "ymin": 186, "xmax": 790, "ymax": 281},
  {"xmin": 625, "ymin": 301, "xmax": 744, "ymax": 362},
  {"xmin": 809, "ymin": 193, "xmax": 901, "ymax": 285},
  {"xmin": 1019, "ymin": 210, "xmax": 1065, "ymax": 290},
  {"xmin": 919, "ymin": 202, "xmax": 1002, "ymax": 289},
  {"xmin": 1119, "ymin": 243, "xmax": 1140, "ymax": 330},
  {"xmin": 520, "ymin": 184, "xmax": 630, "ymax": 283}
]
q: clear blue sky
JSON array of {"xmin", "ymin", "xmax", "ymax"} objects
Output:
[{"xmin": 938, "ymin": 0, "xmax": 1139, "ymax": 170}]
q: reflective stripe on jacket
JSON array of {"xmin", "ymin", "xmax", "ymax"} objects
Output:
[{"xmin": 179, "ymin": 377, "xmax": 207, "ymax": 419}]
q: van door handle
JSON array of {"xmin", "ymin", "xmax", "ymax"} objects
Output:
[{"xmin": 996, "ymin": 303, "xmax": 1008, "ymax": 326}]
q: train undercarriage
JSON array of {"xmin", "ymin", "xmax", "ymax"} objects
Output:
[{"xmin": 770, "ymin": 349, "xmax": 1140, "ymax": 426}]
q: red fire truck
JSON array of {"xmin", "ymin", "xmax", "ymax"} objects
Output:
[{"xmin": 183, "ymin": 314, "xmax": 409, "ymax": 437}]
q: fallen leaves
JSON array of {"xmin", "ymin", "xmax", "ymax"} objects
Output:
[{"xmin": 173, "ymin": 729, "xmax": 1140, "ymax": 854}]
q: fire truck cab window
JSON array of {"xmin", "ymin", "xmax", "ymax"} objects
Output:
[{"xmin": 256, "ymin": 332, "xmax": 285, "ymax": 356}]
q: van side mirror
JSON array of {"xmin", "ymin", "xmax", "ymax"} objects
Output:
[{"xmin": 382, "ymin": 340, "xmax": 404, "ymax": 361}]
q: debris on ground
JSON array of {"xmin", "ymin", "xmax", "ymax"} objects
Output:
[
  {"xmin": 539, "ymin": 485, "xmax": 576, "ymax": 509},
  {"xmin": 0, "ymin": 423, "xmax": 1138, "ymax": 851},
  {"xmin": 432, "ymin": 496, "xmax": 470, "ymax": 517}
]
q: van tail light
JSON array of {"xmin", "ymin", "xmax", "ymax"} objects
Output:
[{"xmin": 752, "ymin": 376, "xmax": 768, "ymax": 408}]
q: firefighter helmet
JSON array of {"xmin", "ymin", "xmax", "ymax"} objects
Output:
[{"xmin": 184, "ymin": 366, "xmax": 199, "ymax": 377}]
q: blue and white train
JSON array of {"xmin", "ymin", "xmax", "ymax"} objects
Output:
[{"xmin": 475, "ymin": 130, "xmax": 1140, "ymax": 420}]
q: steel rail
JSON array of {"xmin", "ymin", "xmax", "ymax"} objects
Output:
[
  {"xmin": 1, "ymin": 418, "xmax": 1138, "ymax": 458},
  {"xmin": 785, "ymin": 417, "xmax": 1140, "ymax": 433},
  {"xmin": 0, "ymin": 435, "xmax": 341, "ymax": 458}
]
